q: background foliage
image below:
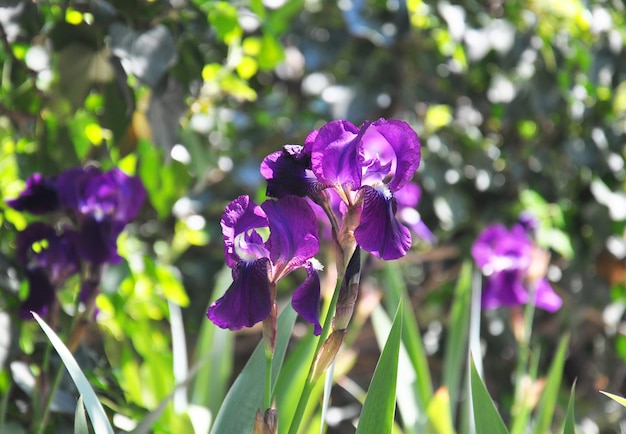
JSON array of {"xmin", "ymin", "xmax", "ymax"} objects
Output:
[{"xmin": 2, "ymin": 0, "xmax": 626, "ymax": 432}]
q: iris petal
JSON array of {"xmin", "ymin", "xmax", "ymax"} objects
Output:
[
  {"xmin": 21, "ymin": 267, "xmax": 56, "ymax": 319},
  {"xmin": 6, "ymin": 173, "xmax": 59, "ymax": 214},
  {"xmin": 291, "ymin": 262, "xmax": 322, "ymax": 335},
  {"xmin": 260, "ymin": 146, "xmax": 319, "ymax": 198},
  {"xmin": 262, "ymin": 196, "xmax": 320, "ymax": 280},
  {"xmin": 481, "ymin": 270, "xmax": 528, "ymax": 309},
  {"xmin": 311, "ymin": 120, "xmax": 362, "ymax": 189},
  {"xmin": 533, "ymin": 278, "xmax": 562, "ymax": 312},
  {"xmin": 366, "ymin": 119, "xmax": 421, "ymax": 192},
  {"xmin": 207, "ymin": 258, "xmax": 272, "ymax": 330},
  {"xmin": 221, "ymin": 196, "xmax": 269, "ymax": 268},
  {"xmin": 354, "ymin": 186, "xmax": 411, "ymax": 260}
]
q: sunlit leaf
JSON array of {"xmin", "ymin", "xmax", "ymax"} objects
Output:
[
  {"xmin": 74, "ymin": 396, "xmax": 89, "ymax": 434},
  {"xmin": 470, "ymin": 358, "xmax": 508, "ymax": 434},
  {"xmin": 532, "ymin": 335, "xmax": 569, "ymax": 434},
  {"xmin": 600, "ymin": 390, "xmax": 626, "ymax": 407},
  {"xmin": 356, "ymin": 302, "xmax": 402, "ymax": 434},
  {"xmin": 32, "ymin": 313, "xmax": 114, "ymax": 434},
  {"xmin": 210, "ymin": 306, "xmax": 296, "ymax": 434}
]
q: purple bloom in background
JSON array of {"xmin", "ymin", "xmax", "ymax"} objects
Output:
[
  {"xmin": 208, "ymin": 195, "xmax": 322, "ymax": 334},
  {"xmin": 16, "ymin": 223, "xmax": 81, "ymax": 317},
  {"xmin": 394, "ymin": 182, "xmax": 434, "ymax": 244},
  {"xmin": 6, "ymin": 173, "xmax": 59, "ymax": 214},
  {"xmin": 262, "ymin": 118, "xmax": 425, "ymax": 260},
  {"xmin": 56, "ymin": 167, "xmax": 146, "ymax": 264},
  {"xmin": 471, "ymin": 224, "xmax": 562, "ymax": 312}
]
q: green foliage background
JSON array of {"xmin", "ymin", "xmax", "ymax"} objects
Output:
[{"xmin": 2, "ymin": 0, "xmax": 626, "ymax": 432}]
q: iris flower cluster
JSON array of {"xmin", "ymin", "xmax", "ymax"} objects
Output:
[
  {"xmin": 471, "ymin": 218, "xmax": 562, "ymax": 312},
  {"xmin": 209, "ymin": 118, "xmax": 430, "ymax": 335},
  {"xmin": 7, "ymin": 166, "xmax": 146, "ymax": 317}
]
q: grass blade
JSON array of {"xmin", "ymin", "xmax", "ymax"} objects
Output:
[
  {"xmin": 443, "ymin": 261, "xmax": 472, "ymax": 416},
  {"xmin": 356, "ymin": 301, "xmax": 403, "ymax": 434},
  {"xmin": 384, "ymin": 261, "xmax": 431, "ymax": 423},
  {"xmin": 73, "ymin": 396, "xmax": 88, "ymax": 434},
  {"xmin": 469, "ymin": 357, "xmax": 508, "ymax": 434},
  {"xmin": 600, "ymin": 390, "xmax": 626, "ymax": 408},
  {"xmin": 563, "ymin": 380, "xmax": 577, "ymax": 434},
  {"xmin": 32, "ymin": 312, "xmax": 114, "ymax": 434},
  {"xmin": 532, "ymin": 335, "xmax": 569, "ymax": 434}
]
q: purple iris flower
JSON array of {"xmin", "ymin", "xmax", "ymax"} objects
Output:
[
  {"xmin": 6, "ymin": 173, "xmax": 60, "ymax": 214},
  {"xmin": 208, "ymin": 195, "xmax": 322, "ymax": 334},
  {"xmin": 55, "ymin": 167, "xmax": 146, "ymax": 265},
  {"xmin": 471, "ymin": 224, "xmax": 562, "ymax": 312},
  {"xmin": 16, "ymin": 223, "xmax": 81, "ymax": 317},
  {"xmin": 262, "ymin": 118, "xmax": 422, "ymax": 260}
]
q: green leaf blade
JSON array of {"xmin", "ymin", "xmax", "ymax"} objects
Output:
[
  {"xmin": 356, "ymin": 302, "xmax": 403, "ymax": 434},
  {"xmin": 32, "ymin": 313, "xmax": 114, "ymax": 434},
  {"xmin": 470, "ymin": 358, "xmax": 509, "ymax": 434}
]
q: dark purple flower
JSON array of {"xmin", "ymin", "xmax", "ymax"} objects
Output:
[
  {"xmin": 16, "ymin": 223, "xmax": 81, "ymax": 317},
  {"xmin": 261, "ymin": 118, "xmax": 424, "ymax": 260},
  {"xmin": 56, "ymin": 167, "xmax": 146, "ymax": 264},
  {"xmin": 6, "ymin": 173, "xmax": 59, "ymax": 214},
  {"xmin": 208, "ymin": 195, "xmax": 322, "ymax": 334},
  {"xmin": 310, "ymin": 119, "xmax": 421, "ymax": 259},
  {"xmin": 471, "ymin": 224, "xmax": 561, "ymax": 312}
]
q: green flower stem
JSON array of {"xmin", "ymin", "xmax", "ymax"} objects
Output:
[
  {"xmin": 510, "ymin": 288, "xmax": 537, "ymax": 434},
  {"xmin": 287, "ymin": 268, "xmax": 345, "ymax": 434},
  {"xmin": 265, "ymin": 349, "xmax": 273, "ymax": 409}
]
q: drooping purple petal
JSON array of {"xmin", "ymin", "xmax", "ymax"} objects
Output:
[
  {"xmin": 6, "ymin": 173, "xmax": 59, "ymax": 214},
  {"xmin": 77, "ymin": 216, "xmax": 125, "ymax": 265},
  {"xmin": 354, "ymin": 186, "xmax": 412, "ymax": 260},
  {"xmin": 16, "ymin": 223, "xmax": 81, "ymax": 284},
  {"xmin": 207, "ymin": 258, "xmax": 272, "ymax": 330},
  {"xmin": 221, "ymin": 196, "xmax": 269, "ymax": 268},
  {"xmin": 291, "ymin": 261, "xmax": 322, "ymax": 335},
  {"xmin": 310, "ymin": 120, "xmax": 362, "ymax": 190},
  {"xmin": 262, "ymin": 196, "xmax": 319, "ymax": 280},
  {"xmin": 361, "ymin": 119, "xmax": 421, "ymax": 192},
  {"xmin": 532, "ymin": 278, "xmax": 562, "ymax": 312},
  {"xmin": 20, "ymin": 267, "xmax": 56, "ymax": 319},
  {"xmin": 260, "ymin": 146, "xmax": 320, "ymax": 198},
  {"xmin": 481, "ymin": 270, "xmax": 529, "ymax": 310}
]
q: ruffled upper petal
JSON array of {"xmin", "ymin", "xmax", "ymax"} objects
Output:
[
  {"xmin": 260, "ymin": 146, "xmax": 320, "ymax": 198},
  {"xmin": 291, "ymin": 261, "xmax": 322, "ymax": 335},
  {"xmin": 361, "ymin": 119, "xmax": 421, "ymax": 192},
  {"xmin": 311, "ymin": 120, "xmax": 362, "ymax": 190},
  {"xmin": 262, "ymin": 196, "xmax": 320, "ymax": 280},
  {"xmin": 221, "ymin": 196, "xmax": 270, "ymax": 268},
  {"xmin": 6, "ymin": 173, "xmax": 59, "ymax": 214},
  {"xmin": 354, "ymin": 186, "xmax": 411, "ymax": 260},
  {"xmin": 207, "ymin": 258, "xmax": 272, "ymax": 330}
]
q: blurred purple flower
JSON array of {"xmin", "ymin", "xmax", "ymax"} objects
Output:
[
  {"xmin": 208, "ymin": 195, "xmax": 322, "ymax": 334},
  {"xmin": 16, "ymin": 223, "xmax": 81, "ymax": 317},
  {"xmin": 262, "ymin": 118, "xmax": 424, "ymax": 260},
  {"xmin": 6, "ymin": 173, "xmax": 59, "ymax": 214},
  {"xmin": 56, "ymin": 167, "xmax": 146, "ymax": 264},
  {"xmin": 471, "ymin": 224, "xmax": 561, "ymax": 312}
]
